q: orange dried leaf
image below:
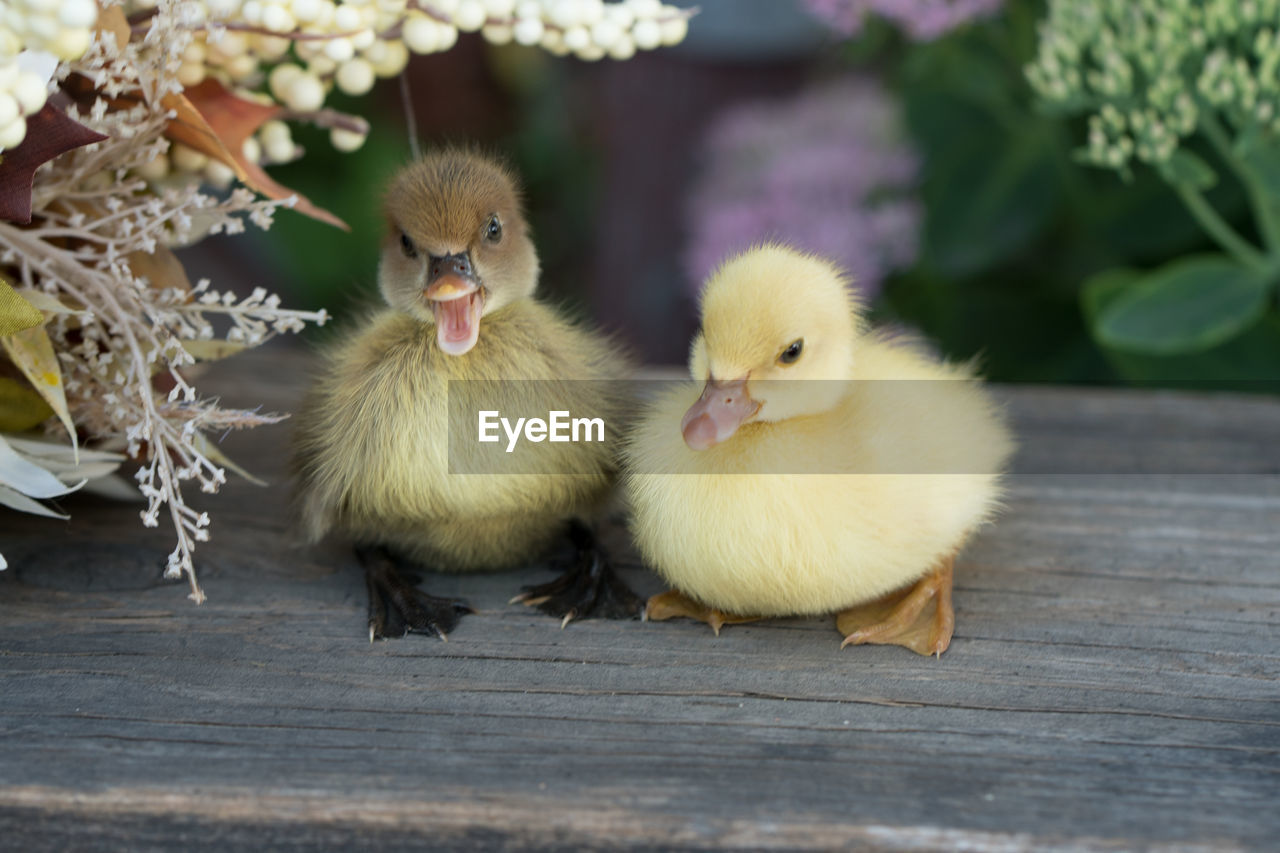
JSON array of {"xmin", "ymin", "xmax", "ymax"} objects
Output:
[
  {"xmin": 179, "ymin": 79, "xmax": 281, "ymax": 154},
  {"xmin": 179, "ymin": 80, "xmax": 349, "ymax": 230},
  {"xmin": 161, "ymin": 91, "xmax": 252, "ymax": 185},
  {"xmin": 127, "ymin": 245, "xmax": 192, "ymax": 293},
  {"xmin": 238, "ymin": 157, "xmax": 349, "ymax": 230}
]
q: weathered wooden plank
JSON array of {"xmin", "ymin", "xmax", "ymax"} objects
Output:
[{"xmin": 0, "ymin": 343, "xmax": 1276, "ymax": 851}]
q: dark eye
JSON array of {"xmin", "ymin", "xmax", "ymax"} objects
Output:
[
  {"xmin": 485, "ymin": 214, "xmax": 502, "ymax": 243},
  {"xmin": 400, "ymin": 232, "xmax": 417, "ymax": 259},
  {"xmin": 778, "ymin": 338, "xmax": 804, "ymax": 365}
]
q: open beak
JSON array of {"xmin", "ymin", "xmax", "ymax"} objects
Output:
[
  {"xmin": 425, "ymin": 252, "xmax": 484, "ymax": 356},
  {"xmin": 681, "ymin": 376, "xmax": 760, "ymax": 451}
]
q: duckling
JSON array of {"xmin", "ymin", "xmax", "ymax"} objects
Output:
[
  {"xmin": 624, "ymin": 244, "xmax": 1014, "ymax": 656},
  {"xmin": 293, "ymin": 148, "xmax": 642, "ymax": 640}
]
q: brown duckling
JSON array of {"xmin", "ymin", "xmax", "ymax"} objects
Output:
[{"xmin": 294, "ymin": 148, "xmax": 641, "ymax": 640}]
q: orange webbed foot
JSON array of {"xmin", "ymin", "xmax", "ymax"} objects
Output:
[
  {"xmin": 836, "ymin": 553, "xmax": 955, "ymax": 657},
  {"xmin": 645, "ymin": 590, "xmax": 758, "ymax": 636}
]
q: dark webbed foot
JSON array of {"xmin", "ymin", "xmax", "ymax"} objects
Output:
[
  {"xmin": 358, "ymin": 545, "xmax": 474, "ymax": 641},
  {"xmin": 511, "ymin": 520, "xmax": 643, "ymax": 626}
]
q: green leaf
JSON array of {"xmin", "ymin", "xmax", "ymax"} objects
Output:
[
  {"xmin": 1094, "ymin": 255, "xmax": 1271, "ymax": 355},
  {"xmin": 1081, "ymin": 267, "xmax": 1139, "ymax": 325},
  {"xmin": 1094, "ymin": 314, "xmax": 1280, "ymax": 390},
  {"xmin": 901, "ymin": 47, "xmax": 1060, "ymax": 279},
  {"xmin": 923, "ymin": 137, "xmax": 1057, "ymax": 277},
  {"xmin": 0, "ymin": 278, "xmax": 43, "ymax": 336},
  {"xmin": 1240, "ymin": 146, "xmax": 1280, "ymax": 196},
  {"xmin": 1158, "ymin": 150, "xmax": 1217, "ymax": 190}
]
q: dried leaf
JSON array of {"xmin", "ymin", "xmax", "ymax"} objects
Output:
[
  {"xmin": 0, "ymin": 324, "xmax": 76, "ymax": 448},
  {"xmin": 0, "ymin": 376, "xmax": 54, "ymax": 431},
  {"xmin": 180, "ymin": 339, "xmax": 248, "ymax": 361},
  {"xmin": 1, "ymin": 433, "xmax": 135, "ymax": 501},
  {"xmin": 193, "ymin": 432, "xmax": 267, "ymax": 486},
  {"xmin": 0, "ymin": 434, "xmax": 83, "ymax": 499},
  {"xmin": 94, "ymin": 3, "xmax": 130, "ymax": 51},
  {"xmin": 127, "ymin": 245, "xmax": 192, "ymax": 292},
  {"xmin": 0, "ymin": 102, "xmax": 108, "ymax": 224},
  {"xmin": 237, "ymin": 156, "xmax": 349, "ymax": 230},
  {"xmin": 161, "ymin": 89, "xmax": 254, "ymax": 185},
  {"xmin": 180, "ymin": 79, "xmax": 349, "ymax": 230},
  {"xmin": 0, "ymin": 278, "xmax": 44, "ymax": 334},
  {"xmin": 2, "ymin": 434, "xmax": 123, "ymax": 464},
  {"xmin": 13, "ymin": 288, "xmax": 84, "ymax": 315},
  {"xmin": 0, "ymin": 482, "xmax": 69, "ymax": 519}
]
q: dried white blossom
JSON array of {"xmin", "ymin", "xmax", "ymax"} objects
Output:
[{"xmin": 0, "ymin": 3, "xmax": 327, "ymax": 601}]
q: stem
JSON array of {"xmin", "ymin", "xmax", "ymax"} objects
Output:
[
  {"xmin": 1199, "ymin": 109, "xmax": 1280, "ymax": 255},
  {"xmin": 278, "ymin": 108, "xmax": 370, "ymax": 135},
  {"xmin": 1175, "ymin": 183, "xmax": 1271, "ymax": 274}
]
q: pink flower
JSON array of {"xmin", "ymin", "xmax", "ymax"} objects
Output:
[
  {"xmin": 801, "ymin": 0, "xmax": 1003, "ymax": 41},
  {"xmin": 684, "ymin": 77, "xmax": 921, "ymax": 302}
]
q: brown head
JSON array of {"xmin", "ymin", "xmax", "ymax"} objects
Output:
[{"xmin": 378, "ymin": 148, "xmax": 539, "ymax": 355}]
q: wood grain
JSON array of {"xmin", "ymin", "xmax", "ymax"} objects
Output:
[{"xmin": 0, "ymin": 343, "xmax": 1276, "ymax": 851}]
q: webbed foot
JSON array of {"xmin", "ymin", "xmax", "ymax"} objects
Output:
[
  {"xmin": 511, "ymin": 520, "xmax": 643, "ymax": 625},
  {"xmin": 837, "ymin": 552, "xmax": 955, "ymax": 657},
  {"xmin": 644, "ymin": 589, "xmax": 758, "ymax": 636},
  {"xmin": 358, "ymin": 545, "xmax": 474, "ymax": 641}
]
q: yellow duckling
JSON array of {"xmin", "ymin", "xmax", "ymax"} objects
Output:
[
  {"xmin": 294, "ymin": 148, "xmax": 641, "ymax": 640},
  {"xmin": 624, "ymin": 244, "xmax": 1014, "ymax": 655}
]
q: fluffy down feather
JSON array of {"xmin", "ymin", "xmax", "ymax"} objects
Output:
[{"xmin": 625, "ymin": 244, "xmax": 1013, "ymax": 618}]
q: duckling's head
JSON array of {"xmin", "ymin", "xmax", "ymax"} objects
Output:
[
  {"xmin": 683, "ymin": 244, "xmax": 860, "ymax": 450},
  {"xmin": 378, "ymin": 148, "xmax": 538, "ymax": 356}
]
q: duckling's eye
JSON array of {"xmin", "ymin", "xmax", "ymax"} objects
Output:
[
  {"xmin": 485, "ymin": 214, "xmax": 502, "ymax": 243},
  {"xmin": 400, "ymin": 232, "xmax": 417, "ymax": 259},
  {"xmin": 778, "ymin": 338, "xmax": 804, "ymax": 365}
]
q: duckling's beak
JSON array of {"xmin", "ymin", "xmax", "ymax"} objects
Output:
[
  {"xmin": 681, "ymin": 376, "xmax": 760, "ymax": 451},
  {"xmin": 425, "ymin": 252, "xmax": 485, "ymax": 356}
]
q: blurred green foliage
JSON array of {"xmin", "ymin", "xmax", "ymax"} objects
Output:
[
  {"xmin": 261, "ymin": 89, "xmax": 412, "ymax": 323},
  {"xmin": 874, "ymin": 0, "xmax": 1280, "ymax": 386},
  {"xmin": 257, "ymin": 2, "xmax": 1278, "ymax": 386}
]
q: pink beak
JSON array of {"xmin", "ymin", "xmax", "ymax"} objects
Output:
[{"xmin": 681, "ymin": 376, "xmax": 760, "ymax": 451}]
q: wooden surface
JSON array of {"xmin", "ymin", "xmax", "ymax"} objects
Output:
[{"xmin": 1, "ymin": 343, "xmax": 1277, "ymax": 851}]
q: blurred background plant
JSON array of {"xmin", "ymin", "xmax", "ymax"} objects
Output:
[
  {"xmin": 251, "ymin": 0, "xmax": 1279, "ymax": 384},
  {"xmin": 683, "ymin": 76, "xmax": 921, "ymax": 304}
]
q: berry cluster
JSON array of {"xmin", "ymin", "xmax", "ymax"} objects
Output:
[{"xmin": 0, "ymin": 0, "xmax": 100, "ymax": 151}]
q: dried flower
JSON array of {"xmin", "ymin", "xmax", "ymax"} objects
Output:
[
  {"xmin": 684, "ymin": 77, "xmax": 921, "ymax": 301},
  {"xmin": 801, "ymin": 0, "xmax": 1003, "ymax": 41},
  {"xmin": 0, "ymin": 2, "xmax": 328, "ymax": 601}
]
